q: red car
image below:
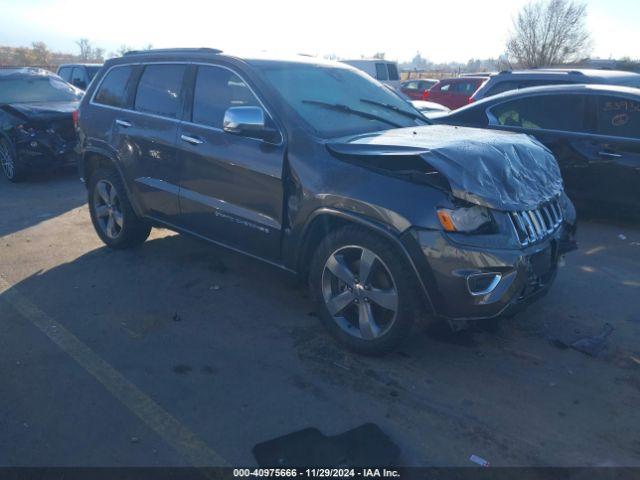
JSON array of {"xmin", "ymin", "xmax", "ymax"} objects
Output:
[
  {"xmin": 400, "ymin": 79, "xmax": 438, "ymax": 100},
  {"xmin": 425, "ymin": 77, "xmax": 488, "ymax": 110}
]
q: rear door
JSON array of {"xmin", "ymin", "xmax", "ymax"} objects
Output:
[
  {"xmin": 584, "ymin": 94, "xmax": 640, "ymax": 215},
  {"xmin": 117, "ymin": 63, "xmax": 188, "ymax": 222},
  {"xmin": 176, "ymin": 64, "xmax": 285, "ymax": 260},
  {"xmin": 428, "ymin": 80, "xmax": 454, "ymax": 108}
]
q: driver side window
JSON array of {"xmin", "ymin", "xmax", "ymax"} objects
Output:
[{"xmin": 192, "ymin": 66, "xmax": 260, "ymax": 129}]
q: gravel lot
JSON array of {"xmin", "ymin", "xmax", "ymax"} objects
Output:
[{"xmin": 1, "ymin": 170, "xmax": 639, "ymax": 467}]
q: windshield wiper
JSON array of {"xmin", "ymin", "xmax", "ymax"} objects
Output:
[
  {"xmin": 359, "ymin": 98, "xmax": 428, "ymax": 123},
  {"xmin": 301, "ymin": 99, "xmax": 403, "ymax": 128}
]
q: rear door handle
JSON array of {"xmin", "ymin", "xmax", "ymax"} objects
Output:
[
  {"xmin": 181, "ymin": 134, "xmax": 205, "ymax": 145},
  {"xmin": 598, "ymin": 151, "xmax": 622, "ymax": 159},
  {"xmin": 115, "ymin": 119, "xmax": 132, "ymax": 128}
]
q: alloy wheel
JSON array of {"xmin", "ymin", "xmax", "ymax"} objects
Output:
[
  {"xmin": 0, "ymin": 140, "xmax": 15, "ymax": 179},
  {"xmin": 93, "ymin": 180, "xmax": 124, "ymax": 239},
  {"xmin": 321, "ymin": 245, "xmax": 399, "ymax": 340}
]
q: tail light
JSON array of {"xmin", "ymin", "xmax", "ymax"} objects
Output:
[
  {"xmin": 422, "ymin": 90, "xmax": 430, "ymax": 100},
  {"xmin": 72, "ymin": 109, "xmax": 79, "ymax": 129}
]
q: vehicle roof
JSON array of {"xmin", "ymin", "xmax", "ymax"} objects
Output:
[
  {"xmin": 105, "ymin": 48, "xmax": 356, "ymax": 70},
  {"xmin": 0, "ymin": 67, "xmax": 55, "ymax": 78},
  {"xmin": 341, "ymin": 59, "xmax": 397, "ymax": 64},
  {"xmin": 488, "ymin": 68, "xmax": 640, "ymax": 81},
  {"xmin": 57, "ymin": 63, "xmax": 103, "ymax": 68},
  {"xmin": 438, "ymin": 76, "xmax": 489, "ymax": 81},
  {"xmin": 453, "ymin": 83, "xmax": 640, "ymax": 113}
]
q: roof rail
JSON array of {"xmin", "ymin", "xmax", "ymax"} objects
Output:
[{"xmin": 124, "ymin": 47, "xmax": 222, "ymax": 56}]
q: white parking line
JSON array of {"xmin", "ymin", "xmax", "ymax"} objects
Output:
[{"xmin": 0, "ymin": 274, "xmax": 228, "ymax": 467}]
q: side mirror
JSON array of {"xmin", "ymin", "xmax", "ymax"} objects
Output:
[{"xmin": 223, "ymin": 106, "xmax": 277, "ymax": 141}]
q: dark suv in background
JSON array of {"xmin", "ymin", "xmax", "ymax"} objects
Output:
[{"xmin": 77, "ymin": 48, "xmax": 577, "ymax": 354}]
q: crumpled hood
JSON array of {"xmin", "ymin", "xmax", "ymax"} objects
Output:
[
  {"xmin": 328, "ymin": 125, "xmax": 563, "ymax": 211},
  {"xmin": 1, "ymin": 101, "xmax": 79, "ymax": 122}
]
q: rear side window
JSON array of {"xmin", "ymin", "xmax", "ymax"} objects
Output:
[
  {"xmin": 94, "ymin": 66, "xmax": 134, "ymax": 108},
  {"xmin": 71, "ymin": 67, "xmax": 89, "ymax": 89},
  {"xmin": 387, "ymin": 63, "xmax": 399, "ymax": 81},
  {"xmin": 454, "ymin": 80, "xmax": 481, "ymax": 94},
  {"xmin": 492, "ymin": 94, "xmax": 586, "ymax": 132},
  {"xmin": 485, "ymin": 79, "xmax": 572, "ymax": 97},
  {"xmin": 134, "ymin": 64, "xmax": 186, "ymax": 118},
  {"xmin": 57, "ymin": 67, "xmax": 72, "ymax": 82},
  {"xmin": 597, "ymin": 96, "xmax": 640, "ymax": 138},
  {"xmin": 439, "ymin": 82, "xmax": 452, "ymax": 92},
  {"xmin": 375, "ymin": 63, "xmax": 389, "ymax": 81},
  {"xmin": 192, "ymin": 66, "xmax": 260, "ymax": 129},
  {"xmin": 403, "ymin": 81, "xmax": 419, "ymax": 89}
]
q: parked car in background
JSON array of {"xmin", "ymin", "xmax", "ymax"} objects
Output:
[
  {"xmin": 0, "ymin": 68, "xmax": 82, "ymax": 182},
  {"xmin": 411, "ymin": 100, "xmax": 450, "ymax": 117},
  {"xmin": 57, "ymin": 63, "xmax": 102, "ymax": 90},
  {"xmin": 431, "ymin": 84, "xmax": 640, "ymax": 221},
  {"xmin": 400, "ymin": 79, "xmax": 438, "ymax": 100},
  {"xmin": 341, "ymin": 59, "xmax": 401, "ymax": 88},
  {"xmin": 469, "ymin": 68, "xmax": 640, "ymax": 103},
  {"xmin": 78, "ymin": 49, "xmax": 577, "ymax": 354},
  {"xmin": 426, "ymin": 76, "xmax": 488, "ymax": 109}
]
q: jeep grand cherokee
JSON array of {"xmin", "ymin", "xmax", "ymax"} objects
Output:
[{"xmin": 77, "ymin": 48, "xmax": 577, "ymax": 354}]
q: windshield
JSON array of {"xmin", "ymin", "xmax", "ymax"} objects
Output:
[
  {"xmin": 0, "ymin": 76, "xmax": 82, "ymax": 104},
  {"xmin": 257, "ymin": 63, "xmax": 426, "ymax": 137}
]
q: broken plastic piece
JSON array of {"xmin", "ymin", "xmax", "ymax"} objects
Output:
[{"xmin": 469, "ymin": 454, "xmax": 490, "ymax": 467}]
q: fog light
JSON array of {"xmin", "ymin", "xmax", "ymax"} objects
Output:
[{"xmin": 467, "ymin": 272, "xmax": 502, "ymax": 296}]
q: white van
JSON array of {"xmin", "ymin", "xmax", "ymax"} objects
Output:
[{"xmin": 341, "ymin": 59, "xmax": 401, "ymax": 88}]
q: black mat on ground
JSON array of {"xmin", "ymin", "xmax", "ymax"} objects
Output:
[{"xmin": 253, "ymin": 423, "xmax": 400, "ymax": 467}]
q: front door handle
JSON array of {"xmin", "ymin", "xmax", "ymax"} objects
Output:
[
  {"xmin": 598, "ymin": 151, "xmax": 622, "ymax": 159},
  {"xmin": 181, "ymin": 134, "xmax": 205, "ymax": 145},
  {"xmin": 115, "ymin": 119, "xmax": 132, "ymax": 128}
]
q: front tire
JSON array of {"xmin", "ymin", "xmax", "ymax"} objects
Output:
[
  {"xmin": 0, "ymin": 137, "xmax": 26, "ymax": 182},
  {"xmin": 309, "ymin": 225, "xmax": 421, "ymax": 355},
  {"xmin": 88, "ymin": 167, "xmax": 151, "ymax": 249}
]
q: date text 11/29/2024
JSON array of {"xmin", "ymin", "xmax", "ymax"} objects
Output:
[{"xmin": 233, "ymin": 468, "xmax": 401, "ymax": 478}]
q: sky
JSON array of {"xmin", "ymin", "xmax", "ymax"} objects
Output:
[{"xmin": 0, "ymin": 0, "xmax": 638, "ymax": 63}]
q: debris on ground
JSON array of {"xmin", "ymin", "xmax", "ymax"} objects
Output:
[
  {"xmin": 551, "ymin": 323, "xmax": 614, "ymax": 357},
  {"xmin": 618, "ymin": 234, "xmax": 627, "ymax": 240},
  {"xmin": 332, "ymin": 362, "xmax": 350, "ymax": 371},
  {"xmin": 130, "ymin": 436, "xmax": 139, "ymax": 444},
  {"xmin": 210, "ymin": 285, "xmax": 221, "ymax": 291},
  {"xmin": 172, "ymin": 313, "xmax": 181, "ymax": 322},
  {"xmin": 469, "ymin": 454, "xmax": 490, "ymax": 467},
  {"xmin": 570, "ymin": 323, "xmax": 614, "ymax": 357},
  {"xmin": 253, "ymin": 423, "xmax": 400, "ymax": 467}
]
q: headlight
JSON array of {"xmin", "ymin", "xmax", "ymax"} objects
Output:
[{"xmin": 437, "ymin": 205, "xmax": 493, "ymax": 233}]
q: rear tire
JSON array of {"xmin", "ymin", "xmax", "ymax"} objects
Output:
[
  {"xmin": 0, "ymin": 137, "xmax": 26, "ymax": 182},
  {"xmin": 88, "ymin": 167, "xmax": 151, "ymax": 249},
  {"xmin": 309, "ymin": 225, "xmax": 421, "ymax": 355}
]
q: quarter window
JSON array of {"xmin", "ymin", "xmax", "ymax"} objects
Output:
[
  {"xmin": 134, "ymin": 64, "xmax": 186, "ymax": 118},
  {"xmin": 492, "ymin": 94, "xmax": 586, "ymax": 132},
  {"xmin": 387, "ymin": 63, "xmax": 399, "ymax": 81},
  {"xmin": 94, "ymin": 66, "xmax": 134, "ymax": 108},
  {"xmin": 375, "ymin": 63, "xmax": 389, "ymax": 81},
  {"xmin": 596, "ymin": 95, "xmax": 640, "ymax": 138},
  {"xmin": 192, "ymin": 66, "xmax": 260, "ymax": 129}
]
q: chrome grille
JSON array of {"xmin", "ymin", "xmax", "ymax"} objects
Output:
[{"xmin": 509, "ymin": 198, "xmax": 563, "ymax": 246}]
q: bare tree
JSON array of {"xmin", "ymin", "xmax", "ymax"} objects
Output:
[
  {"xmin": 506, "ymin": 0, "xmax": 592, "ymax": 68},
  {"xmin": 75, "ymin": 38, "xmax": 93, "ymax": 61}
]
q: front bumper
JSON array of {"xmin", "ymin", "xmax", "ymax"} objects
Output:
[{"xmin": 406, "ymin": 224, "xmax": 576, "ymax": 323}]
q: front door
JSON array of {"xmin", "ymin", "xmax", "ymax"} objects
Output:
[{"xmin": 176, "ymin": 64, "xmax": 285, "ymax": 261}]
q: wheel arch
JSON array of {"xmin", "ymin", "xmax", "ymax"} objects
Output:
[
  {"xmin": 295, "ymin": 208, "xmax": 436, "ymax": 316},
  {"xmin": 82, "ymin": 148, "xmax": 144, "ymax": 217}
]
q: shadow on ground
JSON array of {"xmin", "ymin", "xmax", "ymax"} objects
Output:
[{"xmin": 0, "ymin": 167, "xmax": 85, "ymax": 237}]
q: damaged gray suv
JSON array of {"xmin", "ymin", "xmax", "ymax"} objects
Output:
[{"xmin": 77, "ymin": 49, "xmax": 577, "ymax": 354}]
